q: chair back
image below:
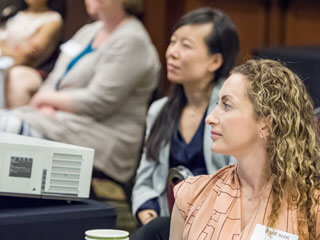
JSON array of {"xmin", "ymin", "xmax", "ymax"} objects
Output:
[{"xmin": 166, "ymin": 166, "xmax": 193, "ymax": 215}]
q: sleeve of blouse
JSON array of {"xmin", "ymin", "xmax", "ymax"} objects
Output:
[
  {"xmin": 173, "ymin": 180, "xmax": 191, "ymax": 220},
  {"xmin": 173, "ymin": 175, "xmax": 207, "ymax": 220},
  {"xmin": 173, "ymin": 174, "xmax": 216, "ymax": 221}
]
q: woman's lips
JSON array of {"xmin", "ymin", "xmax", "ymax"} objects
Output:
[
  {"xmin": 167, "ymin": 63, "xmax": 179, "ymax": 71},
  {"xmin": 211, "ymin": 130, "xmax": 222, "ymax": 140}
]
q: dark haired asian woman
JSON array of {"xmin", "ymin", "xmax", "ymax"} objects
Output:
[{"xmin": 131, "ymin": 7, "xmax": 240, "ymax": 240}]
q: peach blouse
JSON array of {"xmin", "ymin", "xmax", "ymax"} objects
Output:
[{"xmin": 174, "ymin": 165, "xmax": 320, "ymax": 240}]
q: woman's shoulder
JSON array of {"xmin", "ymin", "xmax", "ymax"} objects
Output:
[
  {"xmin": 71, "ymin": 21, "xmax": 103, "ymax": 40},
  {"xmin": 111, "ymin": 17, "xmax": 152, "ymax": 45},
  {"xmin": 144, "ymin": 97, "xmax": 168, "ymax": 130},
  {"xmin": 18, "ymin": 10, "xmax": 62, "ymax": 22},
  {"xmin": 148, "ymin": 97, "xmax": 168, "ymax": 114},
  {"xmin": 117, "ymin": 17, "xmax": 146, "ymax": 35},
  {"xmin": 173, "ymin": 165, "xmax": 237, "ymax": 218},
  {"xmin": 43, "ymin": 11, "xmax": 63, "ymax": 22},
  {"xmin": 174, "ymin": 164, "xmax": 236, "ymax": 198}
]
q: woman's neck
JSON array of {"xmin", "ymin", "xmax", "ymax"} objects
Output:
[
  {"xmin": 27, "ymin": 5, "xmax": 49, "ymax": 13},
  {"xmin": 183, "ymin": 82, "xmax": 213, "ymax": 108},
  {"xmin": 92, "ymin": 13, "xmax": 128, "ymax": 48},
  {"xmin": 236, "ymin": 147, "xmax": 271, "ymax": 194},
  {"xmin": 100, "ymin": 11, "xmax": 128, "ymax": 34}
]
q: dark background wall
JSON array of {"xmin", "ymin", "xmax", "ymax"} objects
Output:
[
  {"xmin": 0, "ymin": 0, "xmax": 19, "ymax": 11},
  {"xmin": 142, "ymin": 0, "xmax": 320, "ymax": 95},
  {"xmin": 62, "ymin": 0, "xmax": 89, "ymax": 41},
  {"xmin": 2, "ymin": 0, "xmax": 319, "ymax": 59},
  {"xmin": 142, "ymin": 0, "xmax": 320, "ymax": 64},
  {"xmin": 2, "ymin": 0, "xmax": 320, "ymax": 96}
]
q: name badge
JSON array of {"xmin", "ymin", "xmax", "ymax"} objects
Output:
[
  {"xmin": 250, "ymin": 224, "xmax": 298, "ymax": 240},
  {"xmin": 60, "ymin": 40, "xmax": 83, "ymax": 57}
]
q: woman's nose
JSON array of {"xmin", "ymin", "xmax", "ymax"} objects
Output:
[
  {"xmin": 166, "ymin": 44, "xmax": 179, "ymax": 59},
  {"xmin": 206, "ymin": 108, "xmax": 219, "ymax": 125}
]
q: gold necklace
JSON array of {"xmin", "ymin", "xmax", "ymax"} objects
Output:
[{"xmin": 240, "ymin": 183, "xmax": 268, "ymax": 201}]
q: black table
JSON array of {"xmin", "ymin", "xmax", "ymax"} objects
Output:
[
  {"xmin": 0, "ymin": 196, "xmax": 117, "ymax": 240},
  {"xmin": 254, "ymin": 46, "xmax": 320, "ymax": 107}
]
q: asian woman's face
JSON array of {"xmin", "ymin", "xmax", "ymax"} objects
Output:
[{"xmin": 166, "ymin": 23, "xmax": 220, "ymax": 86}]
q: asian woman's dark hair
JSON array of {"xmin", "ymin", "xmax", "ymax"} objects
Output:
[
  {"xmin": 0, "ymin": 0, "xmax": 66, "ymax": 25},
  {"xmin": 146, "ymin": 7, "xmax": 240, "ymax": 162}
]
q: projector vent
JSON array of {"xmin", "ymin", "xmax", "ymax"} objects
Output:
[{"xmin": 48, "ymin": 153, "xmax": 83, "ymax": 195}]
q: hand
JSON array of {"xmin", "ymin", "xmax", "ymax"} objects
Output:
[
  {"xmin": 39, "ymin": 105, "xmax": 56, "ymax": 117},
  {"xmin": 137, "ymin": 209, "xmax": 158, "ymax": 225},
  {"xmin": 30, "ymin": 90, "xmax": 74, "ymax": 113},
  {"xmin": 30, "ymin": 90, "xmax": 56, "ymax": 108}
]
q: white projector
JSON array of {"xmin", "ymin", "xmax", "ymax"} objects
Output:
[{"xmin": 0, "ymin": 132, "xmax": 94, "ymax": 199}]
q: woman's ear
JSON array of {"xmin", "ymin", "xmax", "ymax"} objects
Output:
[
  {"xmin": 260, "ymin": 115, "xmax": 272, "ymax": 138},
  {"xmin": 208, "ymin": 53, "xmax": 223, "ymax": 73}
]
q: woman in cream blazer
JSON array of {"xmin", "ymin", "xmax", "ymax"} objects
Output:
[{"xmin": 0, "ymin": 0, "xmax": 160, "ymax": 184}]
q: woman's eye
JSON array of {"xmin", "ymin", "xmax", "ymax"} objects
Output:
[
  {"xmin": 182, "ymin": 43, "xmax": 191, "ymax": 48},
  {"xmin": 222, "ymin": 102, "xmax": 231, "ymax": 110},
  {"xmin": 169, "ymin": 39, "xmax": 176, "ymax": 45}
]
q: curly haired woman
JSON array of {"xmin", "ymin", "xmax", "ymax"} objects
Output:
[{"xmin": 170, "ymin": 59, "xmax": 320, "ymax": 239}]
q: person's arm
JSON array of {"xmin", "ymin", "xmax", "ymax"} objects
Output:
[
  {"xmin": 0, "ymin": 38, "xmax": 5, "ymax": 50},
  {"xmin": 169, "ymin": 177, "xmax": 195, "ymax": 240},
  {"xmin": 12, "ymin": 20, "xmax": 62, "ymax": 66},
  {"xmin": 136, "ymin": 198, "xmax": 160, "ymax": 225},
  {"xmin": 131, "ymin": 150, "xmax": 161, "ymax": 215},
  {"xmin": 169, "ymin": 203, "xmax": 184, "ymax": 240},
  {"xmin": 1, "ymin": 19, "xmax": 62, "ymax": 66},
  {"xmin": 29, "ymin": 89, "xmax": 74, "ymax": 113},
  {"xmin": 38, "ymin": 105, "xmax": 56, "ymax": 116},
  {"xmin": 0, "ymin": 27, "xmax": 9, "ymax": 48},
  {"xmin": 131, "ymin": 99, "xmax": 168, "ymax": 219},
  {"xmin": 137, "ymin": 209, "xmax": 158, "ymax": 225}
]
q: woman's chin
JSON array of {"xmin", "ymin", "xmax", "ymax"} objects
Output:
[
  {"xmin": 210, "ymin": 144, "xmax": 228, "ymax": 155},
  {"xmin": 167, "ymin": 76, "xmax": 183, "ymax": 84}
]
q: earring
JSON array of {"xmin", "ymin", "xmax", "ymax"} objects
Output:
[{"xmin": 260, "ymin": 133, "xmax": 264, "ymax": 139}]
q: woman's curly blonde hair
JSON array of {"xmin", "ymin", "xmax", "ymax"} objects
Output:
[{"xmin": 231, "ymin": 59, "xmax": 320, "ymax": 239}]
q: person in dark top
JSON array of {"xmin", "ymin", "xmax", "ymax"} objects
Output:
[{"xmin": 131, "ymin": 7, "xmax": 240, "ymax": 240}]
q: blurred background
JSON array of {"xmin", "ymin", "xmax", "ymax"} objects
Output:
[
  {"xmin": 142, "ymin": 0, "xmax": 320, "ymax": 105},
  {"xmin": 2, "ymin": 0, "xmax": 320, "ymax": 103},
  {"xmin": 2, "ymin": 0, "xmax": 319, "ymax": 60}
]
